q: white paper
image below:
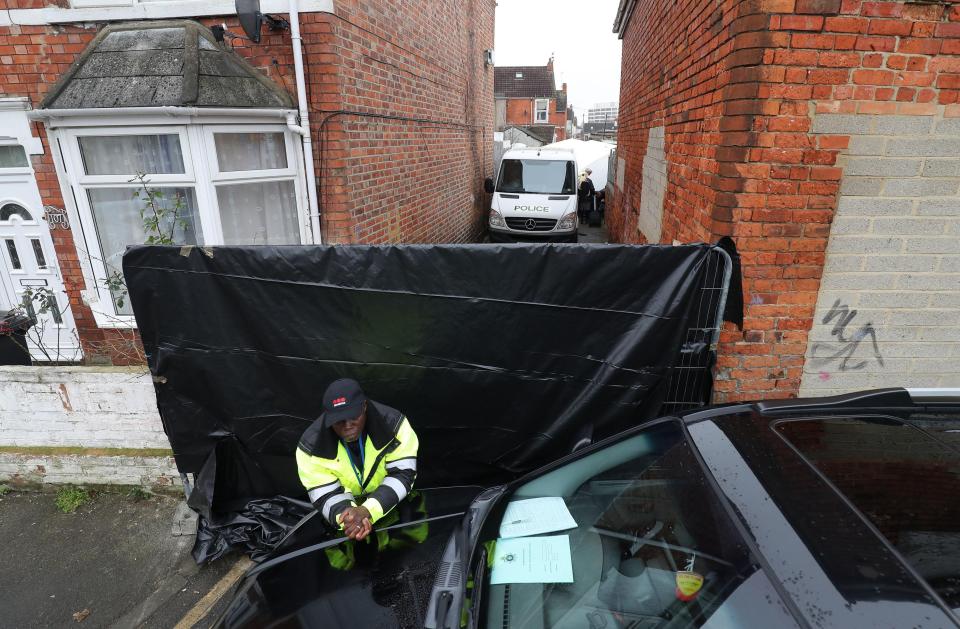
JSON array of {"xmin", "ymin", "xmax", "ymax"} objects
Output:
[
  {"xmin": 498, "ymin": 497, "xmax": 577, "ymax": 539},
  {"xmin": 490, "ymin": 535, "xmax": 574, "ymax": 584}
]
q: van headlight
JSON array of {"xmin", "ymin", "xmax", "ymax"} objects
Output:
[
  {"xmin": 489, "ymin": 210, "xmax": 506, "ymax": 228},
  {"xmin": 556, "ymin": 211, "xmax": 577, "ymax": 230}
]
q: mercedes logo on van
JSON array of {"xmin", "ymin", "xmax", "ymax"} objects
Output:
[{"xmin": 524, "ymin": 219, "xmax": 537, "ymax": 230}]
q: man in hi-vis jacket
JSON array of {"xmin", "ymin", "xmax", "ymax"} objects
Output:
[{"xmin": 296, "ymin": 378, "xmax": 419, "ymax": 541}]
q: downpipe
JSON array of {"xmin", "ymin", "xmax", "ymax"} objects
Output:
[{"xmin": 288, "ymin": 0, "xmax": 322, "ymax": 244}]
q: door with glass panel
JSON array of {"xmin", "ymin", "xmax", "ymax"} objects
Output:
[{"xmin": 0, "ymin": 143, "xmax": 82, "ymax": 361}]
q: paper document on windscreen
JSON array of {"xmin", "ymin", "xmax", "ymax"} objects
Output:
[
  {"xmin": 490, "ymin": 535, "xmax": 574, "ymax": 585},
  {"xmin": 498, "ymin": 497, "xmax": 577, "ymax": 538}
]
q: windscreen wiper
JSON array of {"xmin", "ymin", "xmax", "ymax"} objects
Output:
[{"xmin": 425, "ymin": 486, "xmax": 506, "ymax": 629}]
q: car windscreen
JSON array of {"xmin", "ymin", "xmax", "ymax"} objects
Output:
[
  {"xmin": 496, "ymin": 159, "xmax": 576, "ymax": 195},
  {"xmin": 472, "ymin": 420, "xmax": 799, "ymax": 629},
  {"xmin": 776, "ymin": 415, "xmax": 960, "ymax": 613}
]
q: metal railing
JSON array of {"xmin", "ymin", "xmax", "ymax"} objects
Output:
[{"xmin": 659, "ymin": 245, "xmax": 733, "ymax": 415}]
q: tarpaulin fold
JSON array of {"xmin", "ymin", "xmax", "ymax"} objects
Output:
[{"xmin": 124, "ymin": 243, "xmax": 736, "ymax": 561}]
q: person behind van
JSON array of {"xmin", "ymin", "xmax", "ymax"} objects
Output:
[{"xmin": 578, "ymin": 168, "xmax": 596, "ymax": 223}]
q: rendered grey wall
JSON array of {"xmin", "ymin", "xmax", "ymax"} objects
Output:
[
  {"xmin": 637, "ymin": 126, "xmax": 667, "ymax": 243},
  {"xmin": 800, "ymin": 113, "xmax": 960, "ymax": 395}
]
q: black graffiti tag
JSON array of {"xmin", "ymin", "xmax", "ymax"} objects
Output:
[{"xmin": 810, "ymin": 299, "xmax": 884, "ymax": 371}]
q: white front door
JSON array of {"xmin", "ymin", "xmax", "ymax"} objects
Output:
[{"xmin": 0, "ymin": 172, "xmax": 82, "ymax": 362}]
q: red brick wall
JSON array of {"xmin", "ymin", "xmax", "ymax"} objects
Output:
[
  {"xmin": 503, "ymin": 97, "xmax": 566, "ymax": 140},
  {"xmin": 505, "ymin": 98, "xmax": 534, "ymax": 124},
  {"xmin": 609, "ymin": 0, "xmax": 960, "ymax": 401},
  {"xmin": 0, "ymin": 0, "xmax": 494, "ymax": 363},
  {"xmin": 550, "ymin": 105, "xmax": 568, "ymax": 140},
  {"xmin": 317, "ymin": 0, "xmax": 495, "ymax": 243}
]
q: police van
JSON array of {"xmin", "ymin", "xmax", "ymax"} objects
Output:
[{"xmin": 484, "ymin": 140, "xmax": 613, "ymax": 243}]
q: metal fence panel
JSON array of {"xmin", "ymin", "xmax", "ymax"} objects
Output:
[{"xmin": 659, "ymin": 245, "xmax": 733, "ymax": 414}]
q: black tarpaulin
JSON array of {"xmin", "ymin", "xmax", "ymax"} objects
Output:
[{"xmin": 124, "ymin": 243, "xmax": 736, "ymax": 561}]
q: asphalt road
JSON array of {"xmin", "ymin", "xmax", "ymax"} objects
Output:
[
  {"xmin": 0, "ymin": 490, "xmax": 239, "ymax": 629},
  {"xmin": 579, "ymin": 223, "xmax": 609, "ymax": 243}
]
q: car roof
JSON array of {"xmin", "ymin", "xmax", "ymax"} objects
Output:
[
  {"xmin": 502, "ymin": 147, "xmax": 574, "ymax": 159},
  {"xmin": 681, "ymin": 387, "xmax": 960, "ymax": 425},
  {"xmin": 682, "ymin": 388, "xmax": 960, "ymax": 628}
]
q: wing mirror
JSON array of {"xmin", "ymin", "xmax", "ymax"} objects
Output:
[{"xmin": 483, "ymin": 178, "xmax": 494, "ymax": 194}]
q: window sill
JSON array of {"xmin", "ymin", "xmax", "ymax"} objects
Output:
[
  {"xmin": 91, "ymin": 310, "xmax": 138, "ymax": 329},
  {"xmin": 4, "ymin": 0, "xmax": 333, "ymax": 26}
]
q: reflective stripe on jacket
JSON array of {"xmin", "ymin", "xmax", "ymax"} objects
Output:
[{"xmin": 296, "ymin": 401, "xmax": 418, "ymax": 527}]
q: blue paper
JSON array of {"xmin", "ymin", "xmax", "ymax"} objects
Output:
[
  {"xmin": 490, "ymin": 535, "xmax": 574, "ymax": 584},
  {"xmin": 499, "ymin": 497, "xmax": 578, "ymax": 539}
]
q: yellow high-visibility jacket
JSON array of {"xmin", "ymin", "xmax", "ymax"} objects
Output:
[{"xmin": 296, "ymin": 401, "xmax": 418, "ymax": 527}]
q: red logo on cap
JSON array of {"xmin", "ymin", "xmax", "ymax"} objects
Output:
[{"xmin": 332, "ymin": 396, "xmax": 347, "ymax": 407}]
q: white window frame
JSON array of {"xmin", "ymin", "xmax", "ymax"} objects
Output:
[
  {"xmin": 4, "ymin": 1, "xmax": 332, "ymax": 27},
  {"xmin": 54, "ymin": 121, "xmax": 308, "ymax": 327},
  {"xmin": 199, "ymin": 124, "xmax": 308, "ymax": 245},
  {"xmin": 69, "ymin": 0, "xmax": 132, "ymax": 7},
  {"xmin": 0, "ymin": 142, "xmax": 34, "ymax": 177},
  {"xmin": 534, "ymin": 99, "xmax": 550, "ymax": 124}
]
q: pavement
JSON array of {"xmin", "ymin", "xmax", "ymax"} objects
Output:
[{"xmin": 0, "ymin": 489, "xmax": 242, "ymax": 629}]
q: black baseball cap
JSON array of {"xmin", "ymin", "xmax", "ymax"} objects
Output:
[{"xmin": 320, "ymin": 378, "xmax": 367, "ymax": 427}]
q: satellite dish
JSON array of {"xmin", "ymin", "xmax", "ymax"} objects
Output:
[{"xmin": 236, "ymin": 0, "xmax": 263, "ymax": 43}]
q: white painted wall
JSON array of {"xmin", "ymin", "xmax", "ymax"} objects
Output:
[
  {"xmin": 0, "ymin": 366, "xmax": 167, "ymax": 448},
  {"xmin": 801, "ymin": 112, "xmax": 960, "ymax": 396},
  {"xmin": 0, "ymin": 366, "xmax": 177, "ymax": 487}
]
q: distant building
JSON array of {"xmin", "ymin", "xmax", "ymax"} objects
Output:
[
  {"xmin": 494, "ymin": 58, "xmax": 569, "ymax": 142},
  {"xmin": 581, "ymin": 121, "xmax": 618, "ymax": 142},
  {"xmin": 586, "ymin": 102, "xmax": 618, "ymax": 125},
  {"xmin": 502, "ymin": 125, "xmax": 553, "ymax": 147}
]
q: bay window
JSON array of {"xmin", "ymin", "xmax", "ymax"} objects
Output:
[{"xmin": 59, "ymin": 123, "xmax": 308, "ymax": 324}]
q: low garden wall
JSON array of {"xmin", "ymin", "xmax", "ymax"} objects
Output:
[{"xmin": 0, "ymin": 366, "xmax": 180, "ymax": 491}]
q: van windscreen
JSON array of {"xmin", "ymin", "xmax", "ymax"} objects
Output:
[{"xmin": 497, "ymin": 159, "xmax": 576, "ymax": 195}]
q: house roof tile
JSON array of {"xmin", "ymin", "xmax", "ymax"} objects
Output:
[
  {"xmin": 508, "ymin": 125, "xmax": 555, "ymax": 144},
  {"xmin": 494, "ymin": 65, "xmax": 557, "ymax": 99},
  {"xmin": 41, "ymin": 21, "xmax": 293, "ymax": 110}
]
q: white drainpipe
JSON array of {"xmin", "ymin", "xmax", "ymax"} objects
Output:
[{"xmin": 287, "ymin": 0, "xmax": 322, "ymax": 244}]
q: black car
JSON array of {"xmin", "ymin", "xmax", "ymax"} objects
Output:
[{"xmin": 215, "ymin": 388, "xmax": 960, "ymax": 628}]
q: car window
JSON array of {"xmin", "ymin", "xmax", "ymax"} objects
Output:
[
  {"xmin": 776, "ymin": 415, "xmax": 960, "ymax": 612},
  {"xmin": 479, "ymin": 420, "xmax": 795, "ymax": 628}
]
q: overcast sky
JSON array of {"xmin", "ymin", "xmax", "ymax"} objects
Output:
[{"xmin": 494, "ymin": 0, "xmax": 623, "ymax": 121}]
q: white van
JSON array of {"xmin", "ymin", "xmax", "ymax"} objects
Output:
[{"xmin": 484, "ymin": 140, "xmax": 613, "ymax": 243}]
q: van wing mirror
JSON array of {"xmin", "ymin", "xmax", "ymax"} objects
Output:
[{"xmin": 483, "ymin": 177, "xmax": 494, "ymax": 194}]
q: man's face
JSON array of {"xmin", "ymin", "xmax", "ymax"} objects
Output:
[{"xmin": 332, "ymin": 402, "xmax": 367, "ymax": 442}]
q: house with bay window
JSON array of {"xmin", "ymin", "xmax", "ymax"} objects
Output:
[
  {"xmin": 494, "ymin": 58, "xmax": 569, "ymax": 145},
  {"xmin": 0, "ymin": 1, "xmax": 495, "ymax": 364}
]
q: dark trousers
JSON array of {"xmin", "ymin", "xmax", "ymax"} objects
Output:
[{"xmin": 578, "ymin": 197, "xmax": 594, "ymax": 222}]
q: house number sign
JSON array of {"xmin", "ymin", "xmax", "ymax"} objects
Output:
[{"xmin": 44, "ymin": 206, "xmax": 70, "ymax": 230}]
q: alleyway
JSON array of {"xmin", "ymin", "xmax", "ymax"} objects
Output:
[{"xmin": 578, "ymin": 223, "xmax": 609, "ymax": 244}]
